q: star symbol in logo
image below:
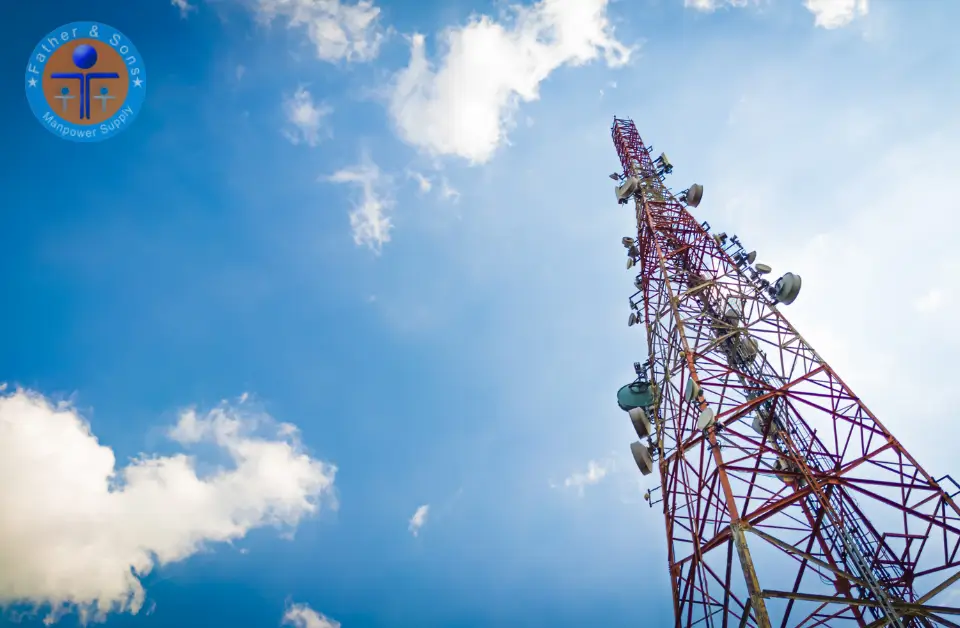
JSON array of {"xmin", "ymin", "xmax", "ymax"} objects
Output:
[
  {"xmin": 27, "ymin": 77, "xmax": 37, "ymax": 88},
  {"xmin": 133, "ymin": 77, "xmax": 144, "ymax": 88}
]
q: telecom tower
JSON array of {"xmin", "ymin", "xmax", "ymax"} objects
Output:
[{"xmin": 610, "ymin": 117, "xmax": 960, "ymax": 627}]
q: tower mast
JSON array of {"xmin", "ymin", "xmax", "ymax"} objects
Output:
[{"xmin": 611, "ymin": 117, "xmax": 960, "ymax": 627}]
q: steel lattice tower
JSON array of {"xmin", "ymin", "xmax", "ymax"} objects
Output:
[{"xmin": 610, "ymin": 117, "xmax": 960, "ymax": 627}]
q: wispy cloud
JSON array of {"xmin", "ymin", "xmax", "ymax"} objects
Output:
[
  {"xmin": 439, "ymin": 178, "xmax": 460, "ymax": 203},
  {"xmin": 327, "ymin": 157, "xmax": 394, "ymax": 252},
  {"xmin": 282, "ymin": 87, "xmax": 332, "ymax": 147},
  {"xmin": 556, "ymin": 459, "xmax": 613, "ymax": 496},
  {"xmin": 684, "ymin": 0, "xmax": 869, "ymax": 29},
  {"xmin": 170, "ymin": 0, "xmax": 196, "ymax": 18},
  {"xmin": 254, "ymin": 0, "xmax": 384, "ymax": 63},
  {"xmin": 408, "ymin": 504, "xmax": 429, "ymax": 536},
  {"xmin": 915, "ymin": 288, "xmax": 947, "ymax": 314},
  {"xmin": 407, "ymin": 170, "xmax": 433, "ymax": 194},
  {"xmin": 683, "ymin": 0, "xmax": 753, "ymax": 12}
]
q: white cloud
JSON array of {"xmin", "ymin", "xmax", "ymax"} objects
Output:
[
  {"xmin": 283, "ymin": 602, "xmax": 340, "ymax": 628},
  {"xmin": 171, "ymin": 0, "xmax": 196, "ymax": 17},
  {"xmin": 439, "ymin": 178, "xmax": 460, "ymax": 203},
  {"xmin": 804, "ymin": 0, "xmax": 868, "ymax": 29},
  {"xmin": 235, "ymin": 64, "xmax": 247, "ymax": 81},
  {"xmin": 560, "ymin": 460, "xmax": 611, "ymax": 496},
  {"xmin": 408, "ymin": 504, "xmax": 429, "ymax": 536},
  {"xmin": 0, "ymin": 389, "xmax": 336, "ymax": 623},
  {"xmin": 683, "ymin": 0, "xmax": 753, "ymax": 11},
  {"xmin": 328, "ymin": 158, "xmax": 393, "ymax": 252},
  {"xmin": 915, "ymin": 288, "xmax": 947, "ymax": 314},
  {"xmin": 282, "ymin": 88, "xmax": 332, "ymax": 147},
  {"xmin": 389, "ymin": 0, "xmax": 632, "ymax": 164},
  {"xmin": 684, "ymin": 0, "xmax": 868, "ymax": 29},
  {"xmin": 255, "ymin": 0, "xmax": 384, "ymax": 62},
  {"xmin": 407, "ymin": 170, "xmax": 433, "ymax": 194},
  {"xmin": 701, "ymin": 74, "xmax": 960, "ymax": 459},
  {"xmin": 405, "ymin": 170, "xmax": 461, "ymax": 203}
]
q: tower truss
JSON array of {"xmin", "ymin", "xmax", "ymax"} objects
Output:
[{"xmin": 610, "ymin": 117, "xmax": 960, "ymax": 627}]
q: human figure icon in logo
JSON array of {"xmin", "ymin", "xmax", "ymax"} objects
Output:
[
  {"xmin": 93, "ymin": 86, "xmax": 115, "ymax": 113},
  {"xmin": 54, "ymin": 86, "xmax": 75, "ymax": 113},
  {"xmin": 48, "ymin": 41, "xmax": 121, "ymax": 121}
]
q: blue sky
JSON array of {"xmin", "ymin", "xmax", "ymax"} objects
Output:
[{"xmin": 1, "ymin": 0, "xmax": 958, "ymax": 626}]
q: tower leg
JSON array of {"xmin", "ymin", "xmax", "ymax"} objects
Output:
[
  {"xmin": 709, "ymin": 428, "xmax": 772, "ymax": 627},
  {"xmin": 731, "ymin": 521, "xmax": 772, "ymax": 628}
]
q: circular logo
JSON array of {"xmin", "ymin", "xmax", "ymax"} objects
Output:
[{"xmin": 24, "ymin": 21, "xmax": 146, "ymax": 143}]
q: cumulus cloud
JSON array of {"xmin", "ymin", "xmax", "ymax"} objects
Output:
[
  {"xmin": 0, "ymin": 389, "xmax": 336, "ymax": 623},
  {"xmin": 283, "ymin": 602, "xmax": 340, "ymax": 628},
  {"xmin": 408, "ymin": 504, "xmax": 429, "ymax": 536},
  {"xmin": 255, "ymin": 0, "xmax": 383, "ymax": 62},
  {"xmin": 283, "ymin": 88, "xmax": 332, "ymax": 147},
  {"xmin": 389, "ymin": 0, "xmax": 632, "ymax": 164},
  {"xmin": 804, "ymin": 0, "xmax": 868, "ymax": 29},
  {"xmin": 328, "ymin": 157, "xmax": 393, "ymax": 252}
]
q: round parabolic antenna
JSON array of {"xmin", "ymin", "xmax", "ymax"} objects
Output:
[
  {"xmin": 686, "ymin": 184, "xmax": 704, "ymax": 207},
  {"xmin": 618, "ymin": 382, "xmax": 653, "ymax": 410},
  {"xmin": 776, "ymin": 272, "xmax": 802, "ymax": 305}
]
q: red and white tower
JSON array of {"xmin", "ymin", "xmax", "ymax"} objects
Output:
[{"xmin": 611, "ymin": 117, "xmax": 960, "ymax": 627}]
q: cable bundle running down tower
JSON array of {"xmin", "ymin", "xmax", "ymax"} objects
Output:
[{"xmin": 610, "ymin": 117, "xmax": 960, "ymax": 627}]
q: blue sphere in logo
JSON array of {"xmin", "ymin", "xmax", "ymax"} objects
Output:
[{"xmin": 72, "ymin": 44, "xmax": 98, "ymax": 69}]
